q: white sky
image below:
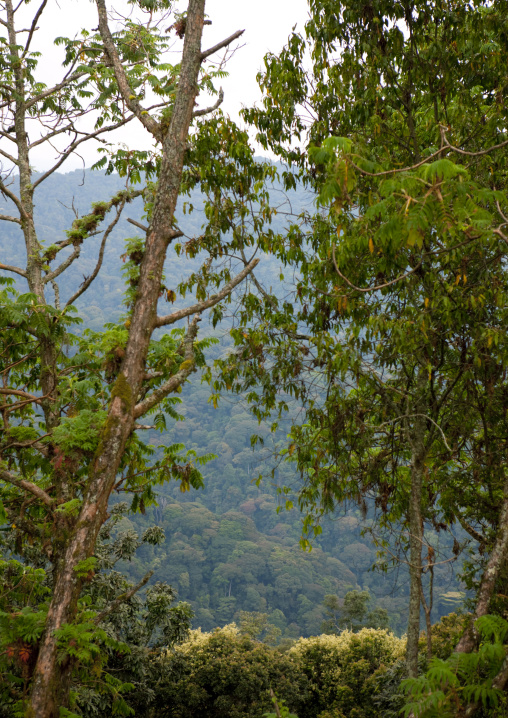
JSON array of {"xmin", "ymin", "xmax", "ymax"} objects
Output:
[{"xmin": 4, "ymin": 0, "xmax": 309, "ymax": 171}]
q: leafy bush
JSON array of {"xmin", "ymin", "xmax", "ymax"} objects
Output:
[
  {"xmin": 146, "ymin": 624, "xmax": 307, "ymax": 718},
  {"xmin": 289, "ymin": 629, "xmax": 406, "ymax": 718}
]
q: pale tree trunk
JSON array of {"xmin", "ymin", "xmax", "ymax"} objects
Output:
[
  {"xmin": 27, "ymin": 1, "xmax": 207, "ymax": 715},
  {"xmin": 406, "ymin": 441, "xmax": 425, "ymax": 677},
  {"xmin": 452, "ymin": 478, "xmax": 508, "ymax": 717},
  {"xmin": 5, "ymin": 0, "xmax": 61, "ymax": 447},
  {"xmin": 456, "ymin": 476, "xmax": 508, "ymax": 654},
  {"xmin": 419, "ymin": 563, "xmax": 433, "ymax": 661}
]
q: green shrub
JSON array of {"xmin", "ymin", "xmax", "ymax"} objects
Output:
[
  {"xmin": 148, "ymin": 624, "xmax": 307, "ymax": 718},
  {"xmin": 289, "ymin": 629, "xmax": 406, "ymax": 718}
]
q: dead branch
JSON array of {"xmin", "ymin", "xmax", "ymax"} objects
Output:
[
  {"xmin": 127, "ymin": 217, "xmax": 149, "ymax": 233},
  {"xmin": 200, "ymin": 29, "xmax": 244, "ymax": 60}
]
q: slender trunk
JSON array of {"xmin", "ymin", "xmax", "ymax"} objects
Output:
[
  {"xmin": 406, "ymin": 450, "xmax": 425, "ymax": 677},
  {"xmin": 405, "ymin": 385, "xmax": 427, "ymax": 678},
  {"xmin": 419, "ymin": 566, "xmax": 433, "ymax": 661},
  {"xmin": 455, "ymin": 476, "xmax": 508, "ymax": 653},
  {"xmin": 6, "ymin": 0, "xmax": 60, "ymax": 437},
  {"xmin": 27, "ymin": 2, "xmax": 207, "ymax": 715}
]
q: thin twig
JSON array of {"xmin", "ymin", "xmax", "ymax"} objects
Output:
[{"xmin": 332, "ymin": 242, "xmax": 422, "ymax": 292}]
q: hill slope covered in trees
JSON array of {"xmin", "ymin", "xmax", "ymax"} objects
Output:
[{"xmin": 0, "ymin": 167, "xmax": 466, "ymax": 637}]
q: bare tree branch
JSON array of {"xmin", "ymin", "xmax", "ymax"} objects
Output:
[
  {"xmin": 373, "ymin": 413, "xmax": 452, "ymax": 452},
  {"xmin": 64, "ymin": 200, "xmax": 125, "ymax": 307},
  {"xmin": 0, "ymin": 387, "xmax": 43, "ymax": 403},
  {"xmin": 96, "ymin": 0, "xmax": 161, "ymax": 139},
  {"xmin": 51, "ymin": 279, "xmax": 60, "ymax": 310},
  {"xmin": 349, "ymin": 126, "xmax": 508, "ymax": 180},
  {"xmin": 193, "ymin": 88, "xmax": 223, "ymax": 117},
  {"xmin": 155, "ymin": 257, "xmax": 259, "ymax": 328},
  {"xmin": 440, "ymin": 125, "xmax": 508, "ymax": 158},
  {"xmin": 22, "ymin": 0, "xmax": 46, "ymax": 57},
  {"xmin": 0, "ymin": 213, "xmax": 21, "ymax": 224},
  {"xmin": 0, "ymin": 467, "xmax": 53, "ymax": 507},
  {"xmin": 127, "ymin": 217, "xmax": 149, "ymax": 233},
  {"xmin": 0, "ymin": 177, "xmax": 27, "ymax": 219},
  {"xmin": 0, "ymin": 262, "xmax": 26, "ymax": 277},
  {"xmin": 24, "ymin": 70, "xmax": 88, "ymax": 111},
  {"xmin": 133, "ymin": 315, "xmax": 201, "ymax": 419},
  {"xmin": 200, "ymin": 29, "xmax": 244, "ymax": 60},
  {"xmin": 0, "ymin": 146, "xmax": 18, "ymax": 164},
  {"xmin": 456, "ymin": 514, "xmax": 485, "ymax": 545},
  {"xmin": 332, "ymin": 242, "xmax": 422, "ymax": 292},
  {"xmin": 43, "ymin": 245, "xmax": 81, "ymax": 284},
  {"xmin": 33, "ymin": 116, "xmax": 136, "ymax": 188}
]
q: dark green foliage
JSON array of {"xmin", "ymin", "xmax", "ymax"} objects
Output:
[
  {"xmin": 0, "ymin": 505, "xmax": 192, "ymax": 718},
  {"xmin": 146, "ymin": 628, "xmax": 306, "ymax": 718},
  {"xmin": 322, "ymin": 590, "xmax": 389, "ymax": 634},
  {"xmin": 139, "ymin": 625, "xmax": 404, "ymax": 718},
  {"xmin": 2, "ymin": 168, "xmax": 466, "ymax": 638},
  {"xmin": 402, "ymin": 616, "xmax": 508, "ymax": 717}
]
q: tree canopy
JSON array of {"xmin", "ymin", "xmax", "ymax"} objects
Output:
[{"xmin": 218, "ymin": 0, "xmax": 508, "ymax": 705}]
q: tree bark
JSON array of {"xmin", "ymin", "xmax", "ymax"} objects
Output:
[
  {"xmin": 455, "ymin": 476, "xmax": 508, "ymax": 654},
  {"xmin": 406, "ymin": 445, "xmax": 425, "ymax": 677},
  {"xmin": 26, "ymin": 2, "xmax": 207, "ymax": 715},
  {"xmin": 405, "ymin": 387, "xmax": 428, "ymax": 678}
]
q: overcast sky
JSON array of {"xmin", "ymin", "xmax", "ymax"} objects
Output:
[{"xmin": 5, "ymin": 0, "xmax": 309, "ymax": 171}]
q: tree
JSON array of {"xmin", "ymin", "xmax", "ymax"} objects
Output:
[
  {"xmin": 0, "ymin": 1, "xmax": 279, "ymax": 715},
  {"xmin": 221, "ymin": 0, "xmax": 508, "ymax": 693},
  {"xmin": 147, "ymin": 624, "xmax": 307, "ymax": 718},
  {"xmin": 322, "ymin": 591, "xmax": 389, "ymax": 634}
]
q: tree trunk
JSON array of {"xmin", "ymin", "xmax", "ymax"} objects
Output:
[
  {"xmin": 406, "ymin": 447, "xmax": 425, "ymax": 677},
  {"xmin": 455, "ymin": 476, "xmax": 508, "ymax": 654},
  {"xmin": 27, "ymin": 2, "xmax": 207, "ymax": 715},
  {"xmin": 405, "ymin": 394, "xmax": 427, "ymax": 678}
]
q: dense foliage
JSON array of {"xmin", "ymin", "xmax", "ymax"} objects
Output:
[
  {"xmin": 2, "ymin": 0, "xmax": 508, "ymax": 716},
  {"xmin": 0, "ymin": 0, "xmax": 283, "ymax": 714},
  {"xmin": 218, "ymin": 0, "xmax": 508, "ymax": 702},
  {"xmin": 137, "ymin": 624, "xmax": 405, "ymax": 718}
]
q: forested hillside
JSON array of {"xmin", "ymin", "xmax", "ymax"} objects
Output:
[{"xmin": 1, "ymin": 168, "xmax": 465, "ymax": 636}]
